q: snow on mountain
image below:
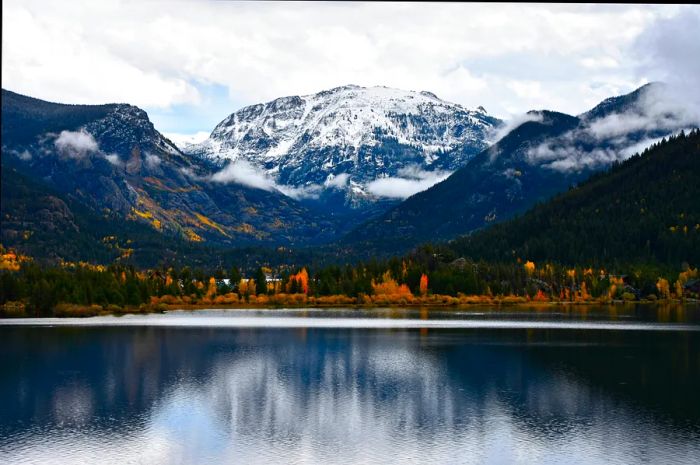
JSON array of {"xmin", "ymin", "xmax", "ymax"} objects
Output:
[
  {"xmin": 188, "ymin": 85, "xmax": 501, "ymax": 205},
  {"xmin": 164, "ymin": 131, "xmax": 210, "ymax": 150}
]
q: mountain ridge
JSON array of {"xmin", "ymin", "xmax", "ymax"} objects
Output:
[
  {"xmin": 343, "ymin": 82, "xmax": 699, "ymax": 255},
  {"xmin": 448, "ymin": 129, "xmax": 700, "ymax": 268},
  {"xmin": 188, "ymin": 84, "xmax": 502, "ymax": 207},
  {"xmin": 3, "ymin": 83, "xmax": 697, "ymax": 267},
  {"xmin": 1, "ymin": 89, "xmax": 345, "ymax": 252}
]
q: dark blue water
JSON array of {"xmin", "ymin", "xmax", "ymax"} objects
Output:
[{"xmin": 1, "ymin": 306, "xmax": 699, "ymax": 464}]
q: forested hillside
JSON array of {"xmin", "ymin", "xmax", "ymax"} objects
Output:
[{"xmin": 450, "ymin": 130, "xmax": 700, "ymax": 268}]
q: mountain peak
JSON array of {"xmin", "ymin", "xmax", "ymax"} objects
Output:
[
  {"xmin": 579, "ymin": 81, "xmax": 666, "ymax": 121},
  {"xmin": 190, "ymin": 85, "xmax": 501, "ymax": 205}
]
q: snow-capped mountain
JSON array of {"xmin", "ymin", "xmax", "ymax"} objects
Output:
[
  {"xmin": 346, "ymin": 82, "xmax": 700, "ymax": 255},
  {"xmin": 189, "ymin": 85, "xmax": 501, "ymax": 206}
]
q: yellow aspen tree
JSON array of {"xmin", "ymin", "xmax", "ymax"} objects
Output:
[
  {"xmin": 524, "ymin": 261, "xmax": 535, "ymax": 275},
  {"xmin": 206, "ymin": 277, "xmax": 217, "ymax": 299},
  {"xmin": 674, "ymin": 280, "xmax": 684, "ymax": 299},
  {"xmin": 656, "ymin": 278, "xmax": 671, "ymax": 299}
]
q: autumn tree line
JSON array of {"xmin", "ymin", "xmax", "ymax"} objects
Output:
[{"xmin": 1, "ymin": 244, "xmax": 697, "ymax": 317}]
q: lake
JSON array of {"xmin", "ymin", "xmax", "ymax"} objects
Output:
[{"xmin": 1, "ymin": 305, "xmax": 700, "ymax": 464}]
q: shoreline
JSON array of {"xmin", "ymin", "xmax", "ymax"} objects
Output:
[{"xmin": 1, "ymin": 298, "xmax": 698, "ymax": 319}]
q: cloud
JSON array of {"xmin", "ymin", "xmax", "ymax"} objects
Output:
[
  {"xmin": 2, "ymin": 2, "xmax": 693, "ymax": 134},
  {"xmin": 585, "ymin": 113, "xmax": 655, "ymax": 140},
  {"xmin": 17, "ymin": 150, "xmax": 32, "ymax": 161},
  {"xmin": 3, "ymin": 2, "xmax": 199, "ymax": 109},
  {"xmin": 528, "ymin": 126, "xmax": 691, "ymax": 172},
  {"xmin": 324, "ymin": 173, "xmax": 350, "ymax": 189},
  {"xmin": 54, "ymin": 129, "xmax": 99, "ymax": 157},
  {"xmin": 524, "ymin": 49, "xmax": 700, "ymax": 173},
  {"xmin": 210, "ymin": 160, "xmax": 277, "ymax": 190},
  {"xmin": 584, "ymin": 85, "xmax": 700, "ymax": 141},
  {"xmin": 579, "ymin": 56, "xmax": 619, "ymax": 70},
  {"xmin": 527, "ymin": 133, "xmax": 644, "ymax": 172},
  {"xmin": 365, "ymin": 166, "xmax": 451, "ymax": 199},
  {"xmin": 179, "ymin": 167, "xmax": 204, "ymax": 181},
  {"xmin": 633, "ymin": 9, "xmax": 700, "ymax": 121},
  {"xmin": 488, "ymin": 111, "xmax": 544, "ymax": 143},
  {"xmin": 277, "ymin": 184, "xmax": 322, "ymax": 200},
  {"xmin": 619, "ymin": 135, "xmax": 668, "ymax": 158},
  {"xmin": 104, "ymin": 154, "xmax": 123, "ymax": 167},
  {"xmin": 539, "ymin": 148, "xmax": 620, "ymax": 172},
  {"xmin": 209, "ymin": 160, "xmax": 321, "ymax": 200},
  {"xmin": 144, "ymin": 153, "xmax": 161, "ymax": 169},
  {"xmin": 527, "ymin": 143, "xmax": 584, "ymax": 166}
]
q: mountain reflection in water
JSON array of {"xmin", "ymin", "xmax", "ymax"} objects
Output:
[{"xmin": 1, "ymin": 306, "xmax": 699, "ymax": 465}]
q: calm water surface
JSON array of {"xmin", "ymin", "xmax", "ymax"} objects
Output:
[{"xmin": 1, "ymin": 305, "xmax": 700, "ymax": 464}]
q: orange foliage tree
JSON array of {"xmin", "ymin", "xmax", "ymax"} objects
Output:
[
  {"xmin": 419, "ymin": 273, "xmax": 429, "ymax": 296},
  {"xmin": 286, "ymin": 268, "xmax": 309, "ymax": 294},
  {"xmin": 206, "ymin": 277, "xmax": 217, "ymax": 299},
  {"xmin": 372, "ymin": 271, "xmax": 412, "ymax": 296},
  {"xmin": 239, "ymin": 278, "xmax": 256, "ymax": 296},
  {"xmin": 524, "ymin": 261, "xmax": 535, "ymax": 275},
  {"xmin": 656, "ymin": 278, "xmax": 670, "ymax": 299}
]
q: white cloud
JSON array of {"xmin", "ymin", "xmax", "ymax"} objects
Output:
[
  {"xmin": 365, "ymin": 167, "xmax": 452, "ymax": 199},
  {"xmin": 524, "ymin": 71, "xmax": 700, "ymax": 172},
  {"xmin": 1, "ymin": 1, "xmax": 693, "ymax": 135},
  {"xmin": 527, "ymin": 124, "xmax": 694, "ymax": 172},
  {"xmin": 208, "ymin": 162, "xmax": 438, "ymax": 201},
  {"xmin": 210, "ymin": 160, "xmax": 276, "ymax": 191},
  {"xmin": 324, "ymin": 173, "xmax": 350, "ymax": 189},
  {"xmin": 277, "ymin": 184, "xmax": 322, "ymax": 201},
  {"xmin": 54, "ymin": 129, "xmax": 98, "ymax": 157},
  {"xmin": 586, "ymin": 113, "xmax": 652, "ymax": 140},
  {"xmin": 633, "ymin": 9, "xmax": 700, "ymax": 122},
  {"xmin": 18, "ymin": 150, "xmax": 32, "ymax": 161},
  {"xmin": 527, "ymin": 132, "xmax": 642, "ymax": 172},
  {"xmin": 619, "ymin": 136, "xmax": 665, "ymax": 158},
  {"xmin": 179, "ymin": 167, "xmax": 203, "ymax": 181},
  {"xmin": 2, "ymin": 2, "xmax": 199, "ymax": 109},
  {"xmin": 579, "ymin": 56, "xmax": 620, "ymax": 70},
  {"xmin": 488, "ymin": 111, "xmax": 544, "ymax": 143},
  {"xmin": 144, "ymin": 153, "xmax": 162, "ymax": 169},
  {"xmin": 209, "ymin": 160, "xmax": 321, "ymax": 200},
  {"xmin": 104, "ymin": 153, "xmax": 123, "ymax": 167},
  {"xmin": 585, "ymin": 85, "xmax": 700, "ymax": 141},
  {"xmin": 540, "ymin": 148, "xmax": 620, "ymax": 172}
]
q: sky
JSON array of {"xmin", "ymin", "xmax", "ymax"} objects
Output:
[{"xmin": 2, "ymin": 1, "xmax": 699, "ymax": 143}]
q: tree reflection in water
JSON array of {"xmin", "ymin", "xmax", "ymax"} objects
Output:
[{"xmin": 1, "ymin": 308, "xmax": 699, "ymax": 465}]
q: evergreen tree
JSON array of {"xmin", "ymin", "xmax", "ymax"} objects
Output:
[
  {"xmin": 229, "ymin": 266, "xmax": 241, "ymax": 292},
  {"xmin": 255, "ymin": 267, "xmax": 268, "ymax": 296}
]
